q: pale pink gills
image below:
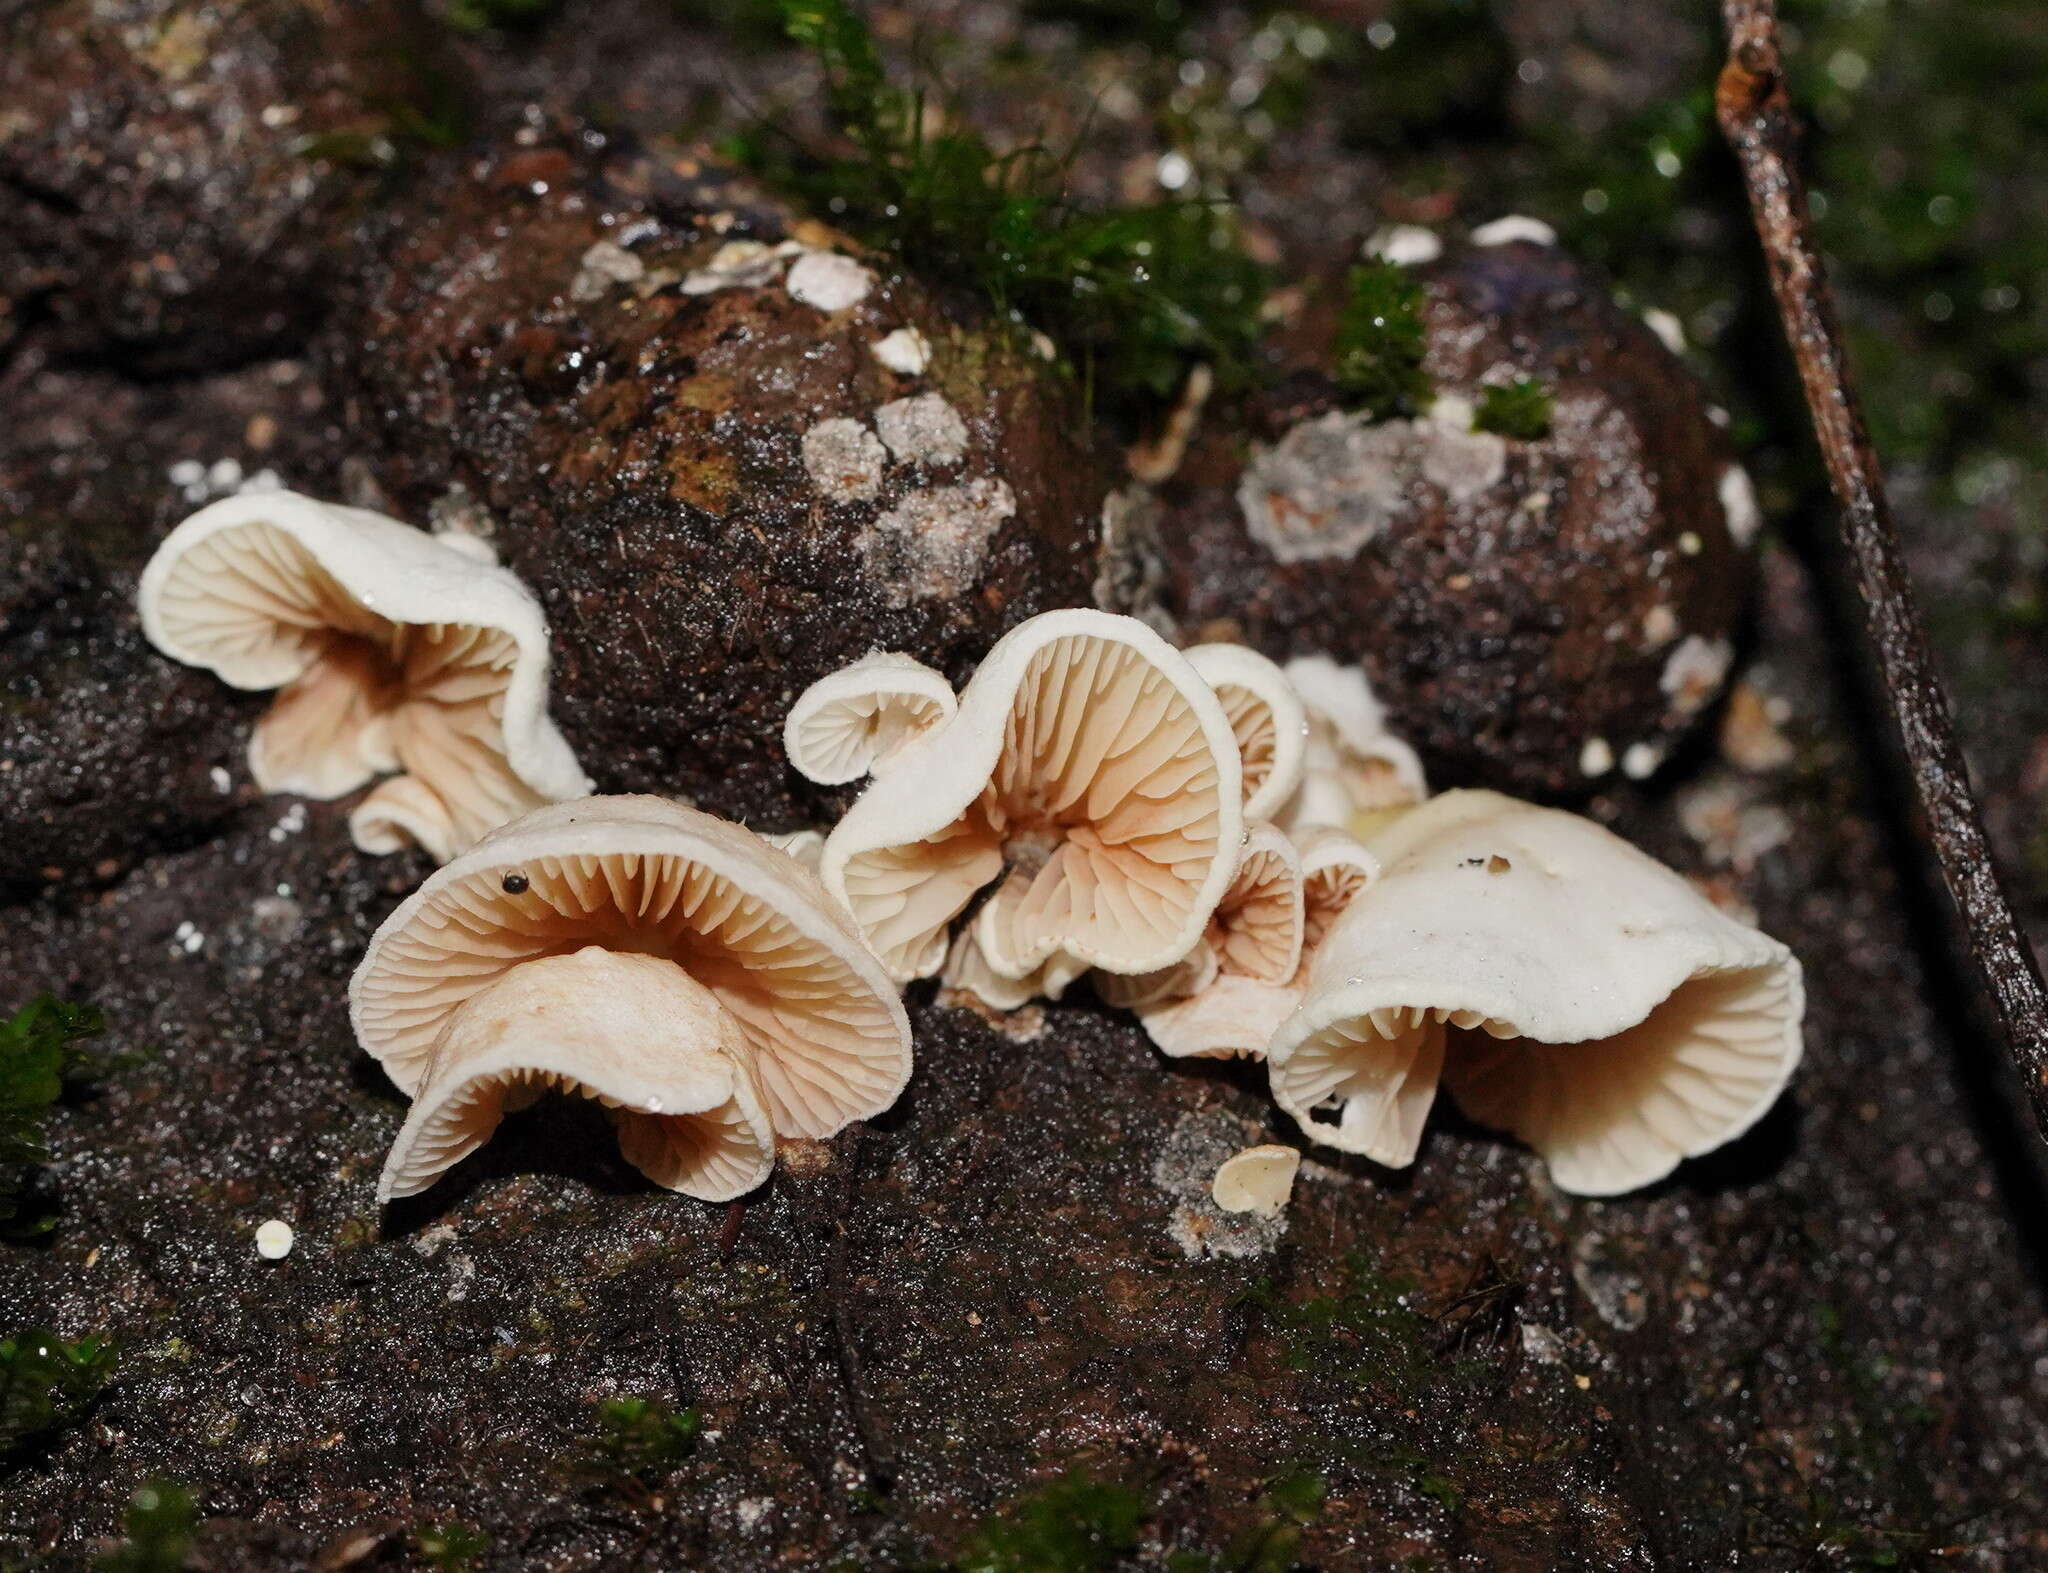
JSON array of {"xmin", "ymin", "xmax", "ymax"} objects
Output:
[
  {"xmin": 1099, "ymin": 823, "xmax": 1303, "ymax": 1011},
  {"xmin": 137, "ymin": 491, "xmax": 589, "ymax": 862},
  {"xmin": 1277, "ymin": 655, "xmax": 1427, "ymax": 834},
  {"xmin": 783, "ymin": 651, "xmax": 958, "ymax": 786},
  {"xmin": 350, "ymin": 796, "xmax": 912, "ymax": 1141},
  {"xmin": 379, "ymin": 948, "xmax": 775, "ymax": 1205},
  {"xmin": 938, "ymin": 927, "xmax": 1086, "ymax": 1014},
  {"xmin": 1135, "ymin": 825, "xmax": 1376, "ymax": 1061},
  {"xmin": 819, "ymin": 609, "xmax": 1244, "ymax": 985},
  {"xmin": 1182, "ymin": 644, "xmax": 1309, "ymax": 822},
  {"xmin": 1266, "ymin": 789, "xmax": 1804, "ymax": 1194}
]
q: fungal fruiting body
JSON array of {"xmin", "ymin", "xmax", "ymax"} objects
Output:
[
  {"xmin": 1183, "ymin": 644, "xmax": 1310, "ymax": 822},
  {"xmin": 1278, "ymin": 655, "xmax": 1427, "ymax": 837},
  {"xmin": 1267, "ymin": 789, "xmax": 1804, "ymax": 1194},
  {"xmin": 1211, "ymin": 1144, "xmax": 1302, "ymax": 1216},
  {"xmin": 782, "ymin": 651, "xmax": 957, "ymax": 785},
  {"xmin": 1136, "ymin": 824, "xmax": 1378, "ymax": 1061},
  {"xmin": 811, "ymin": 609, "xmax": 1245, "ymax": 988},
  {"xmin": 351, "ymin": 796, "xmax": 912, "ymax": 1201},
  {"xmin": 138, "ymin": 491, "xmax": 589, "ymax": 862}
]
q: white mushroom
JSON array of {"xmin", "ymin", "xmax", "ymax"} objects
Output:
[
  {"xmin": 818, "ymin": 609, "xmax": 1244, "ymax": 984},
  {"xmin": 1183, "ymin": 644, "xmax": 1309, "ymax": 823},
  {"xmin": 938, "ymin": 927, "xmax": 1086, "ymax": 1013},
  {"xmin": 351, "ymin": 796, "xmax": 913, "ymax": 1157},
  {"xmin": 379, "ymin": 946, "xmax": 776, "ymax": 1204},
  {"xmin": 1099, "ymin": 823, "xmax": 1302, "ymax": 1010},
  {"xmin": 1267, "ymin": 789, "xmax": 1804, "ymax": 1194},
  {"xmin": 1211, "ymin": 1144, "xmax": 1302, "ymax": 1216},
  {"xmin": 1138, "ymin": 824, "xmax": 1377, "ymax": 1060},
  {"xmin": 1277, "ymin": 655, "xmax": 1428, "ymax": 835},
  {"xmin": 783, "ymin": 652, "xmax": 958, "ymax": 785},
  {"xmin": 137, "ymin": 491, "xmax": 590, "ymax": 863}
]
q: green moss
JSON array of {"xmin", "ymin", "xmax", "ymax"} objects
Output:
[
  {"xmin": 1472, "ymin": 378, "xmax": 1554, "ymax": 441},
  {"xmin": 731, "ymin": 0, "xmax": 1267, "ymax": 414},
  {"xmin": 414, "ymin": 1521, "xmax": 490, "ymax": 1570},
  {"xmin": 0, "ymin": 1327, "xmax": 117, "ymax": 1464},
  {"xmin": 1167, "ymin": 1469, "xmax": 1328, "ymax": 1573},
  {"xmin": 97, "ymin": 1480, "xmax": 195, "ymax": 1573},
  {"xmin": 1332, "ymin": 263, "xmax": 1433, "ymax": 422},
  {"xmin": 0, "ymin": 995, "xmax": 105, "ymax": 1232},
  {"xmin": 579, "ymin": 1395, "xmax": 701, "ymax": 1481},
  {"xmin": 954, "ymin": 1469, "xmax": 1150, "ymax": 1573},
  {"xmin": 444, "ymin": 0, "xmax": 559, "ymax": 33}
]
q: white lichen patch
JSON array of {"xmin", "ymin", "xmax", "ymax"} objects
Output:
[
  {"xmin": 871, "ymin": 325, "xmax": 932, "ymax": 375},
  {"xmin": 681, "ymin": 239, "xmax": 802, "ymax": 295},
  {"xmin": 786, "ymin": 250, "xmax": 874, "ymax": 312},
  {"xmin": 1678, "ymin": 772, "xmax": 1793, "ymax": 874},
  {"xmin": 1718, "ymin": 463, "xmax": 1762, "ymax": 547},
  {"xmin": 875, "ymin": 392, "xmax": 968, "ymax": 467},
  {"xmin": 1417, "ymin": 413, "xmax": 1507, "ymax": 500},
  {"xmin": 1660, "ymin": 634, "xmax": 1734, "ymax": 716},
  {"xmin": 569, "ymin": 238, "xmax": 645, "ymax": 302},
  {"xmin": 1151, "ymin": 1110, "xmax": 1291, "ymax": 1260},
  {"xmin": 801, "ymin": 417, "xmax": 887, "ymax": 503},
  {"xmin": 858, "ymin": 478, "xmax": 1016, "ymax": 603},
  {"xmin": 1366, "ymin": 224, "xmax": 1442, "ymax": 265},
  {"xmin": 1238, "ymin": 412, "xmax": 1413, "ymax": 562},
  {"xmin": 1471, "ymin": 213, "xmax": 1557, "ymax": 247}
]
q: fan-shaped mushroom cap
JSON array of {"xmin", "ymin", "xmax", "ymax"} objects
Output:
[
  {"xmin": 137, "ymin": 491, "xmax": 590, "ymax": 861},
  {"xmin": 1137, "ymin": 826, "xmax": 1376, "ymax": 1060},
  {"xmin": 1267, "ymin": 790, "xmax": 1804, "ymax": 1194},
  {"xmin": 1279, "ymin": 656, "xmax": 1427, "ymax": 835},
  {"xmin": 939, "ymin": 928, "xmax": 1087, "ymax": 1013},
  {"xmin": 1184, "ymin": 644, "xmax": 1309, "ymax": 822},
  {"xmin": 1211, "ymin": 1144, "xmax": 1302, "ymax": 1216},
  {"xmin": 379, "ymin": 947, "xmax": 775, "ymax": 1204},
  {"xmin": 783, "ymin": 652, "xmax": 958, "ymax": 785},
  {"xmin": 1099, "ymin": 823, "xmax": 1303, "ymax": 1009},
  {"xmin": 351, "ymin": 795, "xmax": 912, "ymax": 1140},
  {"xmin": 819, "ymin": 609, "xmax": 1244, "ymax": 984}
]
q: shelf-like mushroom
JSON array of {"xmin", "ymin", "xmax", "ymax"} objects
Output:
[
  {"xmin": 137, "ymin": 491, "xmax": 589, "ymax": 862},
  {"xmin": 1183, "ymin": 644, "xmax": 1309, "ymax": 823},
  {"xmin": 1278, "ymin": 656, "xmax": 1427, "ymax": 836},
  {"xmin": 1099, "ymin": 823, "xmax": 1303, "ymax": 1011},
  {"xmin": 817, "ymin": 609, "xmax": 1244, "ymax": 985},
  {"xmin": 352, "ymin": 797, "xmax": 913, "ymax": 1201},
  {"xmin": 1266, "ymin": 789, "xmax": 1804, "ymax": 1194},
  {"xmin": 1138, "ymin": 825, "xmax": 1378, "ymax": 1061},
  {"xmin": 783, "ymin": 651, "xmax": 958, "ymax": 786},
  {"xmin": 379, "ymin": 947, "xmax": 775, "ymax": 1204}
]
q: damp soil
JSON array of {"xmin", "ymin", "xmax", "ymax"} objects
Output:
[{"xmin": 4, "ymin": 1, "xmax": 2047, "ymax": 1570}]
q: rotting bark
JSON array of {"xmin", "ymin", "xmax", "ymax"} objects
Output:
[{"xmin": 1716, "ymin": 0, "xmax": 2048, "ymax": 1142}]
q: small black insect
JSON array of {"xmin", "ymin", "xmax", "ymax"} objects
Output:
[{"xmin": 501, "ymin": 872, "xmax": 530, "ymax": 894}]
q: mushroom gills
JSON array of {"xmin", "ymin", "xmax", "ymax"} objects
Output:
[{"xmin": 378, "ymin": 947, "xmax": 774, "ymax": 1204}]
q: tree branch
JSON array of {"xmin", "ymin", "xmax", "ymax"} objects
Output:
[{"xmin": 1716, "ymin": 0, "xmax": 2048, "ymax": 1141}]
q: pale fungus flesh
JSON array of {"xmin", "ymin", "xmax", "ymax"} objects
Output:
[
  {"xmin": 783, "ymin": 651, "xmax": 959, "ymax": 786},
  {"xmin": 1267, "ymin": 789, "xmax": 1804, "ymax": 1194},
  {"xmin": 137, "ymin": 491, "xmax": 589, "ymax": 863},
  {"xmin": 1211, "ymin": 1144, "xmax": 1303, "ymax": 1216},
  {"xmin": 819, "ymin": 609, "xmax": 1244, "ymax": 985},
  {"xmin": 351, "ymin": 796, "xmax": 913, "ymax": 1143},
  {"xmin": 1279, "ymin": 655, "xmax": 1427, "ymax": 836}
]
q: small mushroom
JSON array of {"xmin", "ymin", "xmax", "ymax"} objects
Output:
[
  {"xmin": 1211, "ymin": 1144, "xmax": 1302, "ymax": 1216},
  {"xmin": 1137, "ymin": 824, "xmax": 1378, "ymax": 1060},
  {"xmin": 783, "ymin": 651, "xmax": 959, "ymax": 786},
  {"xmin": 1278, "ymin": 655, "xmax": 1427, "ymax": 835},
  {"xmin": 1183, "ymin": 644, "xmax": 1309, "ymax": 823},
  {"xmin": 379, "ymin": 946, "xmax": 776, "ymax": 1204},
  {"xmin": 137, "ymin": 491, "xmax": 590, "ymax": 862},
  {"xmin": 817, "ymin": 609, "xmax": 1244, "ymax": 984},
  {"xmin": 1266, "ymin": 789, "xmax": 1804, "ymax": 1194},
  {"xmin": 351, "ymin": 797, "xmax": 913, "ymax": 1176},
  {"xmin": 939, "ymin": 928, "xmax": 1086, "ymax": 1013},
  {"xmin": 1098, "ymin": 824, "xmax": 1304, "ymax": 1010}
]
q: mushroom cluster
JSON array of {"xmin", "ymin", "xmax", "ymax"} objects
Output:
[
  {"xmin": 790, "ymin": 613, "xmax": 1804, "ymax": 1195},
  {"xmin": 139, "ymin": 492, "xmax": 591, "ymax": 862}
]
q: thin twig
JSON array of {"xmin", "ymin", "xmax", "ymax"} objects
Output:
[{"xmin": 1716, "ymin": 0, "xmax": 2048, "ymax": 1142}]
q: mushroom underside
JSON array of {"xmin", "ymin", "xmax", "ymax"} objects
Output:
[
  {"xmin": 378, "ymin": 947, "xmax": 775, "ymax": 1204},
  {"xmin": 354, "ymin": 847, "xmax": 906, "ymax": 1138},
  {"xmin": 841, "ymin": 630, "xmax": 1233, "ymax": 979},
  {"xmin": 1275, "ymin": 962, "xmax": 1799, "ymax": 1191}
]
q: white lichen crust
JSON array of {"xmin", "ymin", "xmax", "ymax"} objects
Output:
[{"xmin": 138, "ymin": 491, "xmax": 590, "ymax": 863}]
